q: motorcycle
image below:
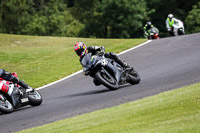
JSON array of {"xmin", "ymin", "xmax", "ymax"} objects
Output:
[
  {"xmin": 0, "ymin": 73, "xmax": 42, "ymax": 114},
  {"xmin": 82, "ymin": 53, "xmax": 140, "ymax": 90},
  {"xmin": 172, "ymin": 19, "xmax": 185, "ymax": 36},
  {"xmin": 147, "ymin": 27, "xmax": 160, "ymax": 39}
]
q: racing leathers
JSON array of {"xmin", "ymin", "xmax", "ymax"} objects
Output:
[
  {"xmin": 80, "ymin": 46, "xmax": 130, "ymax": 70},
  {"xmin": 166, "ymin": 17, "xmax": 179, "ymax": 36},
  {"xmin": 0, "ymin": 69, "xmax": 32, "ymax": 96},
  {"xmin": 143, "ymin": 24, "xmax": 155, "ymax": 39}
]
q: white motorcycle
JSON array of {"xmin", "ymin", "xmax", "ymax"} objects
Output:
[{"xmin": 172, "ymin": 20, "xmax": 185, "ymax": 36}]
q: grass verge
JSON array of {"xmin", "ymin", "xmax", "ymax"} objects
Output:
[
  {"xmin": 0, "ymin": 34, "xmax": 146, "ymax": 88},
  {"xmin": 18, "ymin": 82, "xmax": 200, "ymax": 133}
]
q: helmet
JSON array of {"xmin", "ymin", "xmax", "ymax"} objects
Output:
[
  {"xmin": 74, "ymin": 42, "xmax": 87, "ymax": 57},
  {"xmin": 168, "ymin": 14, "xmax": 173, "ymax": 20},
  {"xmin": 147, "ymin": 21, "xmax": 152, "ymax": 26},
  {"xmin": 146, "ymin": 21, "xmax": 152, "ymax": 28}
]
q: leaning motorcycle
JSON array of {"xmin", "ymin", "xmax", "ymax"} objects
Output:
[
  {"xmin": 172, "ymin": 20, "xmax": 185, "ymax": 36},
  {"xmin": 82, "ymin": 53, "xmax": 140, "ymax": 90},
  {"xmin": 147, "ymin": 27, "xmax": 160, "ymax": 39},
  {"xmin": 0, "ymin": 73, "xmax": 42, "ymax": 114}
]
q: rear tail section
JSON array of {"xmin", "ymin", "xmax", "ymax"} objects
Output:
[{"xmin": 0, "ymin": 81, "xmax": 14, "ymax": 96}]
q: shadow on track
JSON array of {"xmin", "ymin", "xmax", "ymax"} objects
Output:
[
  {"xmin": 58, "ymin": 84, "xmax": 134, "ymax": 99},
  {"xmin": 61, "ymin": 89, "xmax": 111, "ymax": 98},
  {"xmin": 0, "ymin": 106, "xmax": 32, "ymax": 115}
]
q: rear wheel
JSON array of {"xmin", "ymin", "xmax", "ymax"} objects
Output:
[
  {"xmin": 95, "ymin": 71, "xmax": 119, "ymax": 90},
  {"xmin": 127, "ymin": 70, "xmax": 141, "ymax": 84},
  {"xmin": 0, "ymin": 97, "xmax": 13, "ymax": 114},
  {"xmin": 28, "ymin": 90, "xmax": 42, "ymax": 106}
]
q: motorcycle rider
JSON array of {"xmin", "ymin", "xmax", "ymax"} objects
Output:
[
  {"xmin": 143, "ymin": 22, "xmax": 157, "ymax": 39},
  {"xmin": 166, "ymin": 14, "xmax": 180, "ymax": 36},
  {"xmin": 0, "ymin": 69, "xmax": 33, "ymax": 97},
  {"xmin": 74, "ymin": 42, "xmax": 133, "ymax": 85}
]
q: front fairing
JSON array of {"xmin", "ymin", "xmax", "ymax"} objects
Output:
[
  {"xmin": 173, "ymin": 20, "xmax": 184, "ymax": 28},
  {"xmin": 173, "ymin": 20, "xmax": 184, "ymax": 35},
  {"xmin": 105, "ymin": 60, "xmax": 123, "ymax": 82},
  {"xmin": 95, "ymin": 57, "xmax": 124, "ymax": 82},
  {"xmin": 81, "ymin": 53, "xmax": 100, "ymax": 73},
  {"xmin": 82, "ymin": 53, "xmax": 124, "ymax": 82}
]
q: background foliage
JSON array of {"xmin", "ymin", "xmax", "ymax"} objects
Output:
[{"xmin": 0, "ymin": 0, "xmax": 199, "ymax": 38}]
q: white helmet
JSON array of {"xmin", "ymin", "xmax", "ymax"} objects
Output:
[{"xmin": 168, "ymin": 14, "xmax": 173, "ymax": 19}]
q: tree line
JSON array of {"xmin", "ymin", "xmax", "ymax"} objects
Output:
[{"xmin": 0, "ymin": 0, "xmax": 199, "ymax": 38}]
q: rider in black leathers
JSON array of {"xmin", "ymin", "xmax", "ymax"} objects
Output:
[
  {"xmin": 74, "ymin": 42, "xmax": 132, "ymax": 85},
  {"xmin": 0, "ymin": 69, "xmax": 33, "ymax": 91},
  {"xmin": 75, "ymin": 42, "xmax": 131, "ymax": 69}
]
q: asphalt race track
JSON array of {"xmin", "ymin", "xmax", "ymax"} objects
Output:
[{"xmin": 0, "ymin": 33, "xmax": 200, "ymax": 133}]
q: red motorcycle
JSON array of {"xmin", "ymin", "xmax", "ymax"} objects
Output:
[
  {"xmin": 147, "ymin": 27, "xmax": 160, "ymax": 39},
  {"xmin": 0, "ymin": 73, "xmax": 42, "ymax": 114}
]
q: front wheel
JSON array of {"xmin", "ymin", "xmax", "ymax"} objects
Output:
[
  {"xmin": 127, "ymin": 70, "xmax": 141, "ymax": 85},
  {"xmin": 178, "ymin": 29, "xmax": 184, "ymax": 35},
  {"xmin": 0, "ymin": 96, "xmax": 13, "ymax": 114},
  {"xmin": 95, "ymin": 71, "xmax": 119, "ymax": 90},
  {"xmin": 28, "ymin": 90, "xmax": 42, "ymax": 106}
]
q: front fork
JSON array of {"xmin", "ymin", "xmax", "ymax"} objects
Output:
[{"xmin": 101, "ymin": 67, "xmax": 112, "ymax": 79}]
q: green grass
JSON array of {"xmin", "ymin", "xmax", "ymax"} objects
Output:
[
  {"xmin": 18, "ymin": 82, "xmax": 200, "ymax": 133},
  {"xmin": 0, "ymin": 34, "xmax": 146, "ymax": 88}
]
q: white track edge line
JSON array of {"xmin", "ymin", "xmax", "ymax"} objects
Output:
[{"xmin": 36, "ymin": 40, "xmax": 152, "ymax": 90}]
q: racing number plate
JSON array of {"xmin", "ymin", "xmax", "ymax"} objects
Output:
[{"xmin": 21, "ymin": 98, "xmax": 29, "ymax": 103}]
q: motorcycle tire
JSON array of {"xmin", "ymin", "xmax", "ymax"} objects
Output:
[
  {"xmin": 95, "ymin": 71, "xmax": 119, "ymax": 90},
  {"xmin": 178, "ymin": 30, "xmax": 184, "ymax": 35},
  {"xmin": 28, "ymin": 90, "xmax": 42, "ymax": 106},
  {"xmin": 0, "ymin": 99, "xmax": 13, "ymax": 114},
  {"xmin": 127, "ymin": 70, "xmax": 140, "ymax": 85}
]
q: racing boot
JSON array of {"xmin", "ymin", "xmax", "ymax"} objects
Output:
[
  {"xmin": 106, "ymin": 52, "xmax": 133, "ymax": 71},
  {"xmin": 115, "ymin": 57, "xmax": 133, "ymax": 71},
  {"xmin": 11, "ymin": 76, "xmax": 34, "ymax": 92},
  {"xmin": 18, "ymin": 80, "xmax": 34, "ymax": 92}
]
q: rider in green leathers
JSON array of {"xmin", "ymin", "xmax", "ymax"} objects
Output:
[{"xmin": 143, "ymin": 22, "xmax": 159, "ymax": 39}]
